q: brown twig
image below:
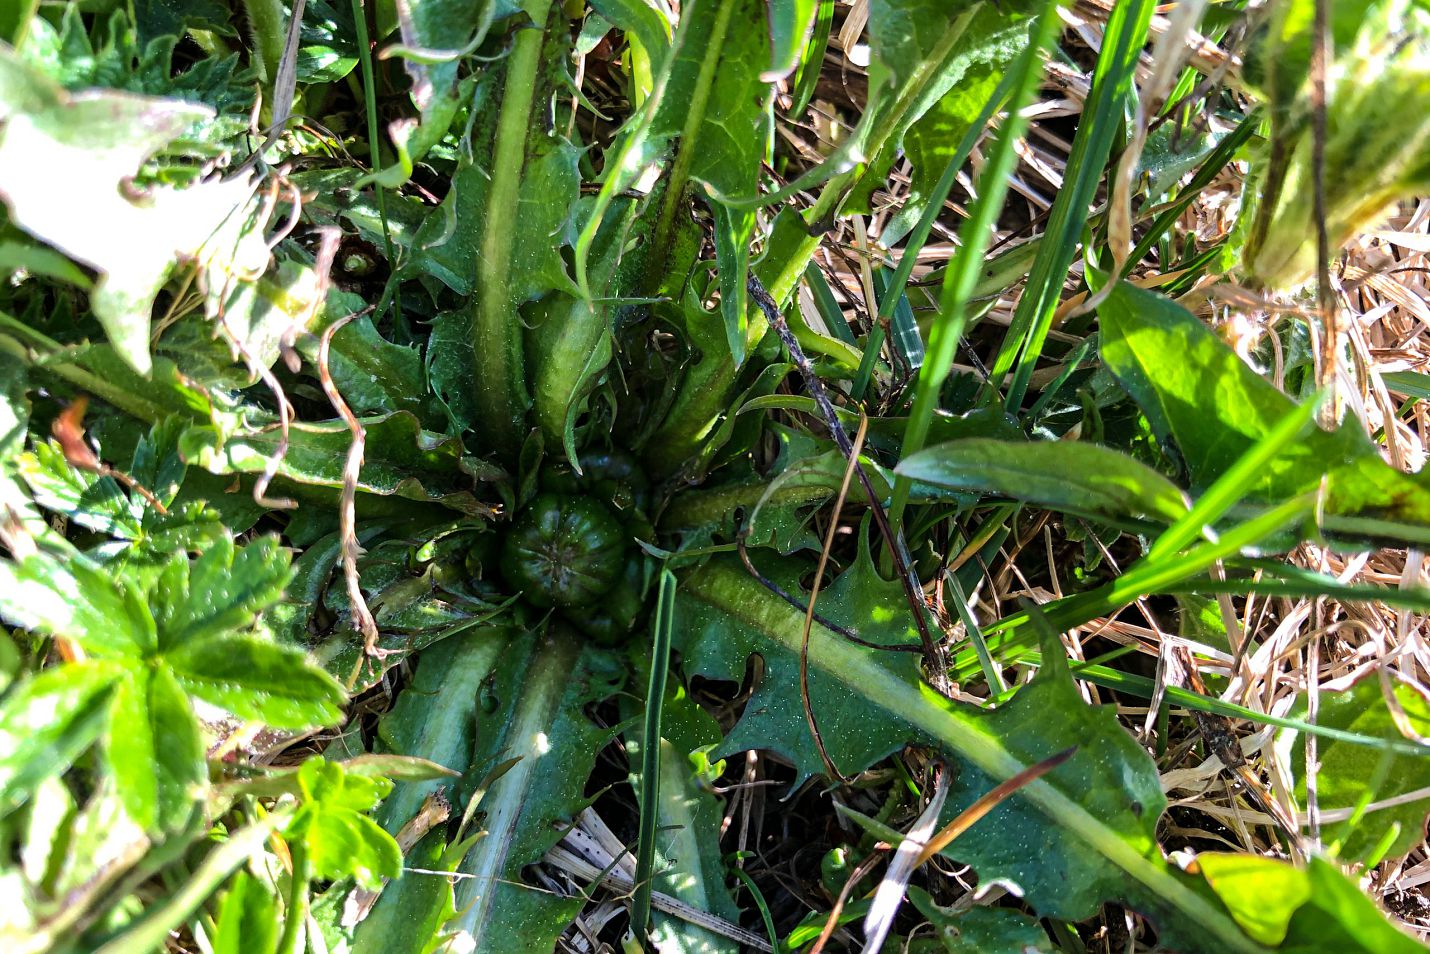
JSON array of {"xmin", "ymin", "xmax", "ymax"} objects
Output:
[
  {"xmin": 746, "ymin": 274, "xmax": 945, "ymax": 680},
  {"xmin": 808, "ymin": 848, "xmax": 887, "ymax": 954},
  {"xmin": 316, "ymin": 307, "xmax": 382, "ymax": 682}
]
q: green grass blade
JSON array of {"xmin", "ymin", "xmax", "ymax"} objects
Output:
[
  {"xmin": 888, "ymin": 0, "xmax": 1062, "ymax": 530},
  {"xmin": 630, "ymin": 567, "xmax": 677, "ymax": 943},
  {"xmin": 987, "ymin": 0, "xmax": 1156, "ymax": 411},
  {"xmin": 1145, "ymin": 387, "xmax": 1323, "ymax": 562}
]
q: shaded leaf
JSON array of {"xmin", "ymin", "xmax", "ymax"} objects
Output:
[
  {"xmin": 182, "ymin": 411, "xmax": 492, "ymax": 515},
  {"xmin": 906, "ymin": 889, "xmax": 1054, "ymax": 953}
]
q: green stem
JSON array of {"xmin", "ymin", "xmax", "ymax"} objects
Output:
[
  {"xmin": 92, "ymin": 812, "xmax": 288, "ymax": 954},
  {"xmin": 349, "ymin": 0, "xmax": 402, "ymax": 328},
  {"xmin": 278, "ymin": 841, "xmax": 312, "ymax": 954},
  {"xmin": 241, "ymin": 0, "xmax": 285, "ymax": 87},
  {"xmin": 472, "ymin": 0, "xmax": 556, "ymax": 461}
]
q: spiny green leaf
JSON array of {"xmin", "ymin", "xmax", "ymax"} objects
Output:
[
  {"xmin": 165, "ymin": 634, "xmax": 346, "ymax": 729},
  {"xmin": 447, "ymin": 628, "xmax": 621, "ymax": 953},
  {"xmin": 0, "ymin": 661, "xmax": 123, "ymax": 814},
  {"xmin": 897, "ymin": 438, "xmax": 1190, "ymax": 524},
  {"xmin": 675, "ymin": 562, "xmax": 1262, "ymax": 952},
  {"xmin": 676, "ymin": 547, "xmax": 924, "ymax": 783},
  {"xmin": 107, "ymin": 663, "xmax": 204, "ymax": 833}
]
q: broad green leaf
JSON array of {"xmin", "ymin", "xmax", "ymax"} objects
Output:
[
  {"xmin": 166, "ymin": 635, "xmax": 345, "ymax": 729},
  {"xmin": 675, "ymin": 561, "xmax": 1261, "ymax": 952},
  {"xmin": 589, "ymin": 0, "xmax": 670, "ymax": 65},
  {"xmin": 107, "ymin": 663, "xmax": 205, "ymax": 833},
  {"xmin": 427, "ymin": 309, "xmax": 481, "ymax": 434},
  {"xmin": 152, "ymin": 535, "xmax": 292, "ymax": 649},
  {"xmin": 897, "ymin": 438, "xmax": 1190, "ymax": 524},
  {"xmin": 1280, "ymin": 676, "xmax": 1430, "ymax": 862},
  {"xmin": 289, "ymin": 757, "xmax": 401, "ymax": 889},
  {"xmin": 182, "ymin": 411, "xmax": 492, "ymax": 516},
  {"xmin": 0, "ymin": 661, "xmax": 122, "ymax": 814},
  {"xmin": 1196, "ymin": 853, "xmax": 1426, "ymax": 953},
  {"xmin": 905, "ymin": 889, "xmax": 1054, "ymax": 953},
  {"xmin": 446, "ymin": 628, "xmax": 621, "ymax": 953},
  {"xmin": 0, "ymin": 239, "xmax": 92, "ymax": 287},
  {"xmin": 0, "ymin": 49, "xmax": 267, "ymax": 373},
  {"xmin": 212, "ymin": 871, "xmax": 280, "ymax": 954},
  {"xmin": 0, "ymin": 551, "xmax": 157, "ymax": 657},
  {"xmin": 299, "ymin": 300, "xmax": 432, "ymax": 419},
  {"xmin": 1099, "ymin": 282, "xmax": 1430, "ymax": 537}
]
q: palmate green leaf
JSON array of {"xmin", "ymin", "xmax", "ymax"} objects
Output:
[
  {"xmin": 1099, "ymin": 282, "xmax": 1430, "ymax": 538},
  {"xmin": 166, "ymin": 635, "xmax": 345, "ymax": 729},
  {"xmin": 1279, "ymin": 676, "xmax": 1430, "ymax": 862},
  {"xmin": 18, "ymin": 441, "xmax": 141, "ymax": 538},
  {"xmin": 897, "ymin": 438, "xmax": 1190, "ymax": 525},
  {"xmin": 0, "ymin": 550, "xmax": 157, "ymax": 656},
  {"xmin": 1195, "ymin": 854, "xmax": 1426, "ymax": 953},
  {"xmin": 0, "ymin": 48, "xmax": 265, "ymax": 374},
  {"xmin": 675, "ymin": 562, "xmax": 1263, "ymax": 953},
  {"xmin": 151, "ymin": 535, "xmax": 292, "ymax": 648},
  {"xmin": 446, "ymin": 627, "xmax": 621, "ymax": 953},
  {"xmin": 107, "ymin": 663, "xmax": 204, "ymax": 833},
  {"xmin": 181, "ymin": 411, "xmax": 492, "ymax": 516},
  {"xmin": 0, "ymin": 661, "xmax": 122, "ymax": 814},
  {"xmin": 290, "ymin": 758, "xmax": 401, "ymax": 890}
]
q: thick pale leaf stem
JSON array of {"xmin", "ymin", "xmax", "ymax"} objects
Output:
[
  {"xmin": 682, "ymin": 564, "xmax": 1263, "ymax": 953},
  {"xmin": 472, "ymin": 0, "xmax": 556, "ymax": 460},
  {"xmin": 278, "ymin": 841, "xmax": 312, "ymax": 954},
  {"xmin": 651, "ymin": 0, "xmax": 736, "ymax": 270}
]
